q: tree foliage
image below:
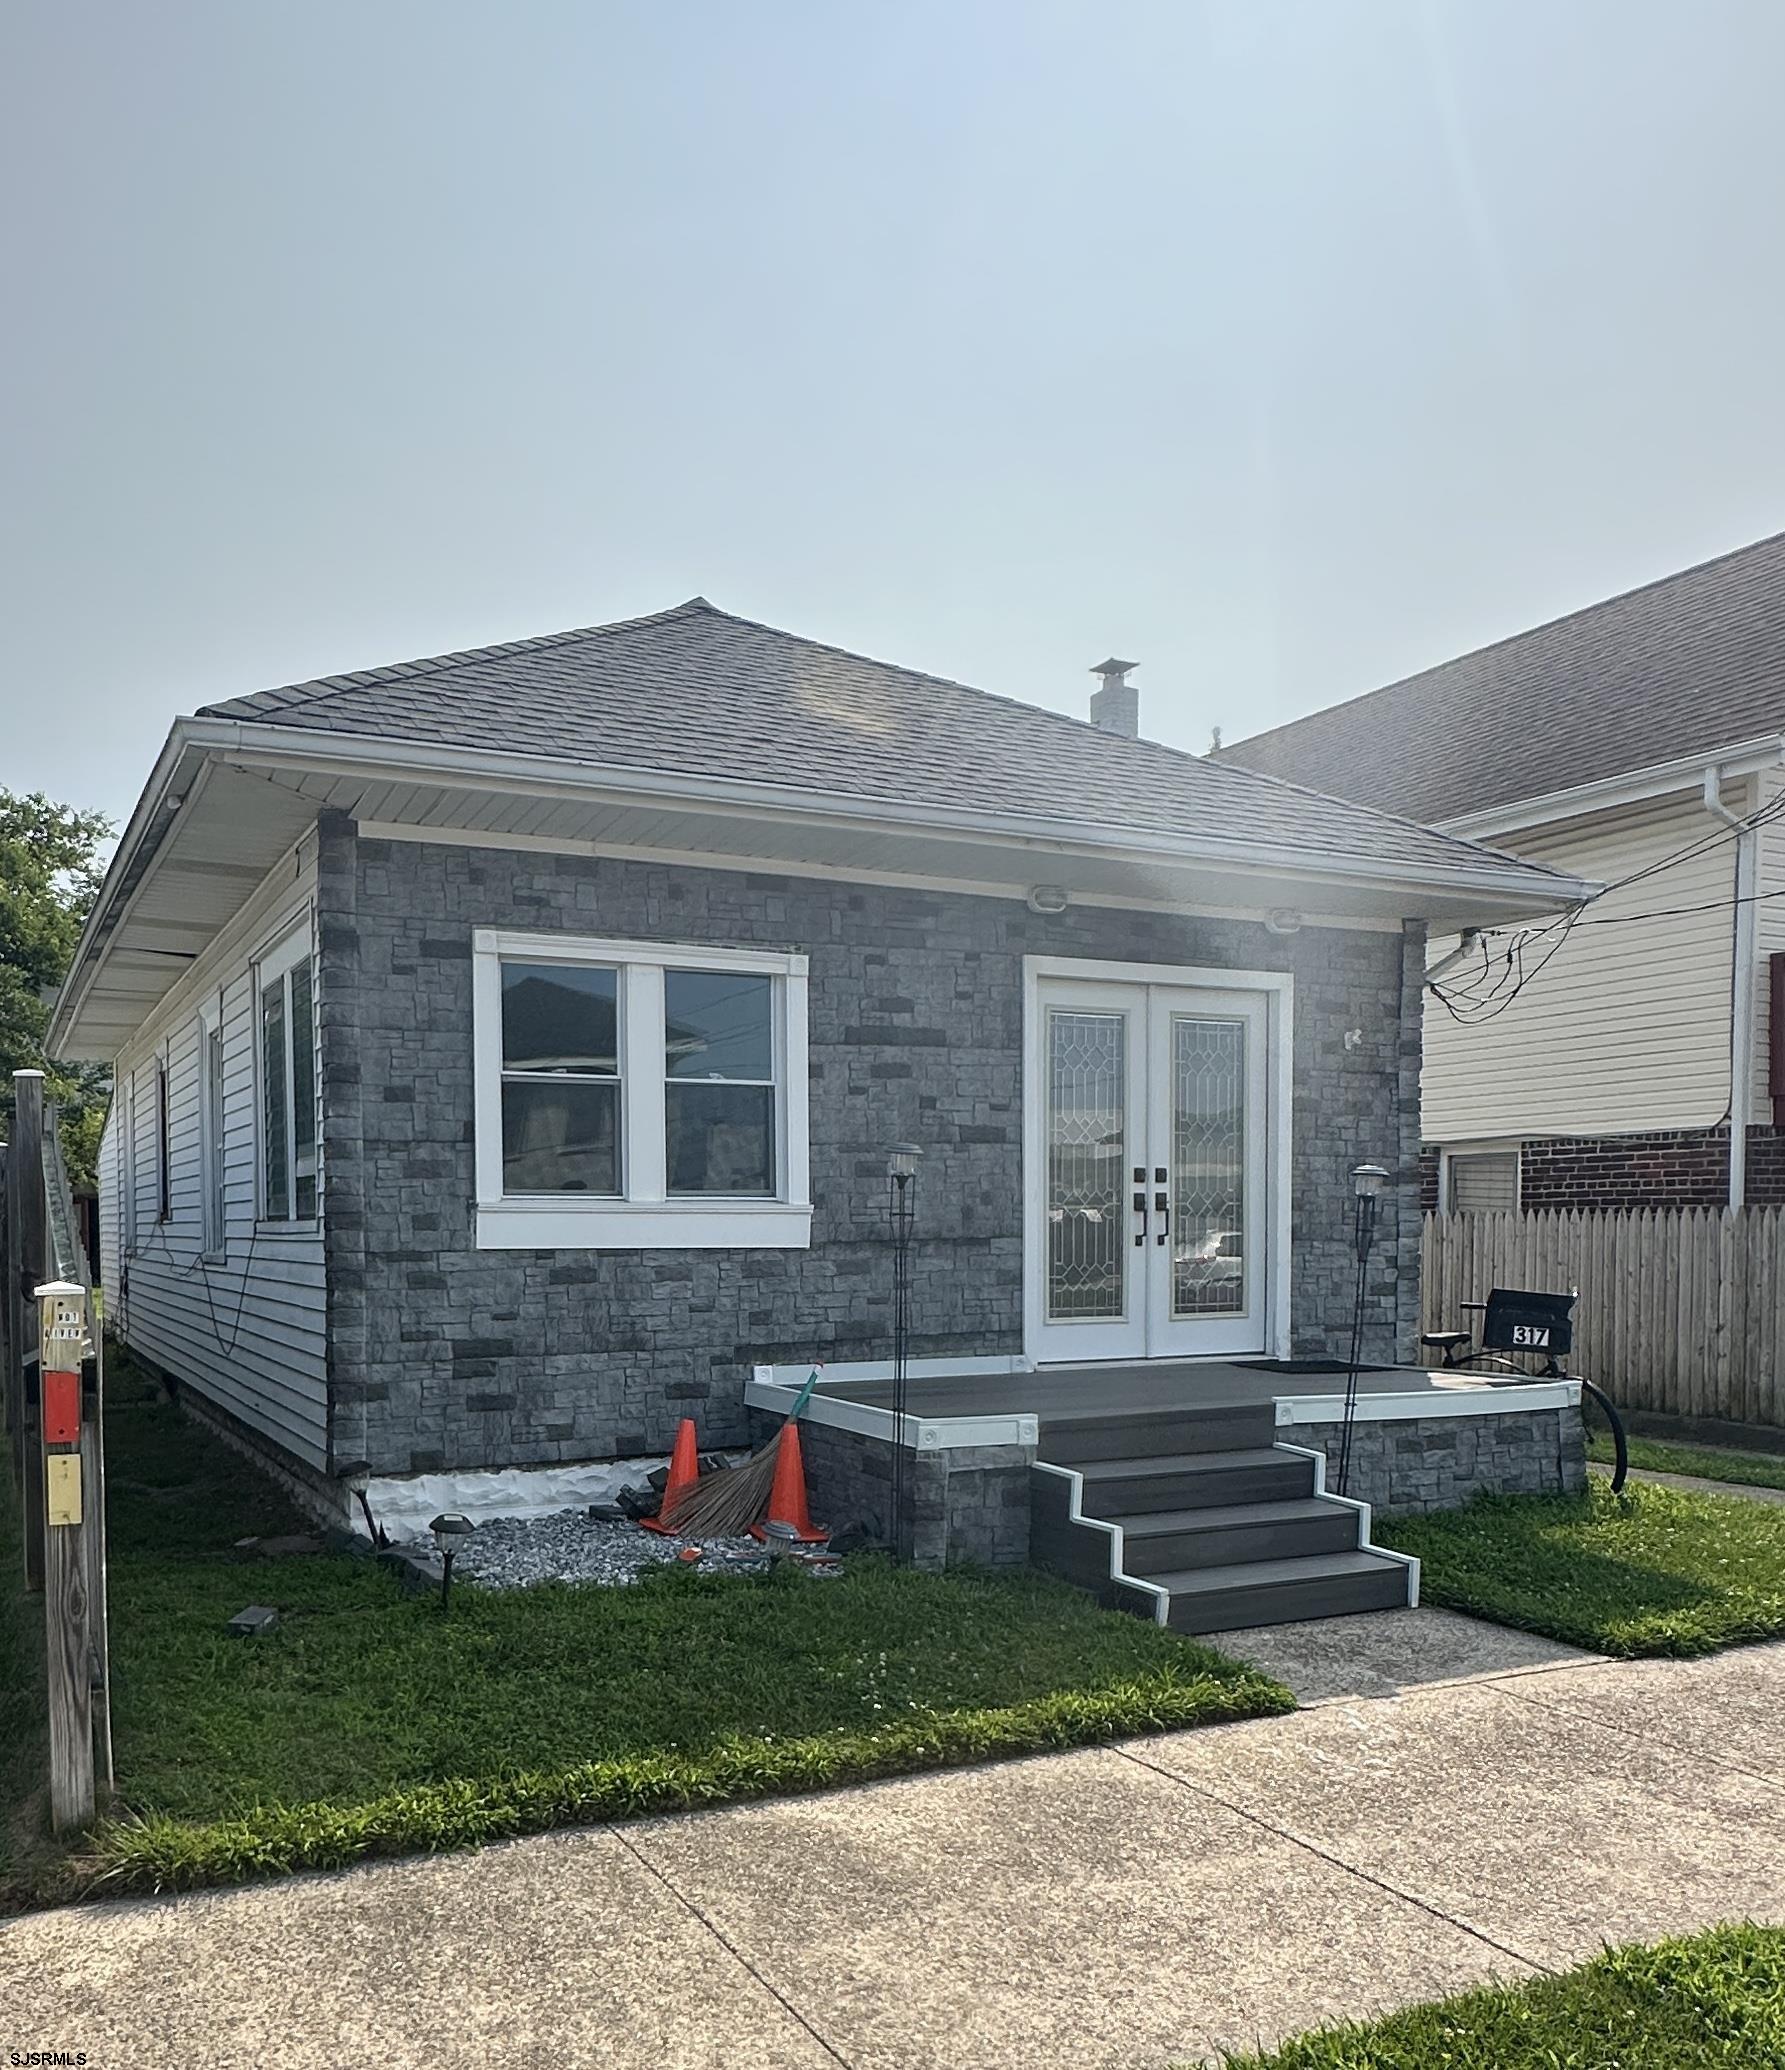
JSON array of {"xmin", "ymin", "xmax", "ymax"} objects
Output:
[{"xmin": 0, "ymin": 790, "xmax": 113, "ymax": 1190}]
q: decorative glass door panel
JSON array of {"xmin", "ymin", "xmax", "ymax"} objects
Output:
[
  {"xmin": 1045, "ymin": 1009, "xmax": 1129, "ymax": 1324},
  {"xmin": 1030, "ymin": 977, "xmax": 1270, "ymax": 1362},
  {"xmin": 1169, "ymin": 1016, "xmax": 1247, "ymax": 1320}
]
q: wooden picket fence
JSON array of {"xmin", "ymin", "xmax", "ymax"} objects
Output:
[{"xmin": 1422, "ymin": 1208, "xmax": 1785, "ymax": 1431}]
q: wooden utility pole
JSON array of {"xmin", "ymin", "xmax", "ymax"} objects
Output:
[
  {"xmin": 38, "ymin": 1275, "xmax": 95, "ymax": 1830},
  {"xmin": 14, "ymin": 1072, "xmax": 45, "ymax": 1592}
]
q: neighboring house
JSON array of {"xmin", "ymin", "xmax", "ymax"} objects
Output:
[
  {"xmin": 1223, "ymin": 530, "xmax": 1785, "ymax": 1215},
  {"xmin": 54, "ymin": 600, "xmax": 1586, "ymax": 1622}
]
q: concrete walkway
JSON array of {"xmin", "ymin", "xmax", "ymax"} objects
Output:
[
  {"xmin": 1590, "ymin": 1457, "xmax": 1785, "ymax": 1505},
  {"xmin": 3, "ymin": 1612, "xmax": 1783, "ymax": 2070}
]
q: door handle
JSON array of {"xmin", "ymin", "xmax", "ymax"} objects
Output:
[
  {"xmin": 1132, "ymin": 1189, "xmax": 1148, "ymax": 1248},
  {"xmin": 1155, "ymin": 1192, "xmax": 1170, "ymax": 1246}
]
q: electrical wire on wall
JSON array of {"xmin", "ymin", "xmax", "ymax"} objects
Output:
[{"xmin": 1427, "ymin": 780, "xmax": 1785, "ymax": 1027}]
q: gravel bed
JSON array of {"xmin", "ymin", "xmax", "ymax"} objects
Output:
[{"xmin": 438, "ymin": 1508, "xmax": 837, "ymax": 1590}]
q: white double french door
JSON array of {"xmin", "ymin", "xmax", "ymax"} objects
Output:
[{"xmin": 1029, "ymin": 974, "xmax": 1273, "ymax": 1362}]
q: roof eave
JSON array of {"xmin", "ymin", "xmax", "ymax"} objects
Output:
[
  {"xmin": 1437, "ymin": 732, "xmax": 1785, "ymax": 841},
  {"xmin": 206, "ymin": 718, "xmax": 1589, "ymax": 911}
]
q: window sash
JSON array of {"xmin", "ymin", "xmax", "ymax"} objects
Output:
[
  {"xmin": 472, "ymin": 933, "xmax": 809, "ymax": 1229},
  {"xmin": 259, "ymin": 929, "xmax": 318, "ymax": 1222},
  {"xmin": 201, "ymin": 1017, "xmax": 226, "ymax": 1254}
]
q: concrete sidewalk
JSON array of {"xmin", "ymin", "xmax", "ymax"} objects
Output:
[{"xmin": 3, "ymin": 1613, "xmax": 1782, "ymax": 2070}]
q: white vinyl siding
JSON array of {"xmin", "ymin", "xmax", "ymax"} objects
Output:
[
  {"xmin": 1749, "ymin": 769, "xmax": 1785, "ymax": 1115},
  {"xmin": 1423, "ymin": 788, "xmax": 1741, "ymax": 1143},
  {"xmin": 100, "ymin": 832, "xmax": 327, "ymax": 1469}
]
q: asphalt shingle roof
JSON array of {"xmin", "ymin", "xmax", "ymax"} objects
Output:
[
  {"xmin": 1218, "ymin": 531, "xmax": 1785, "ymax": 823},
  {"xmin": 198, "ymin": 598, "xmax": 1556, "ymax": 881}
]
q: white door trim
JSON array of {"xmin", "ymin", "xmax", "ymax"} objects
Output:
[{"xmin": 1022, "ymin": 956, "xmax": 1293, "ymax": 1364}]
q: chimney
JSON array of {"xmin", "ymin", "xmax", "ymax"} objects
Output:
[{"xmin": 1089, "ymin": 656, "xmax": 1139, "ymax": 737}]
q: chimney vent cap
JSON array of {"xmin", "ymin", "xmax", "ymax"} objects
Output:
[{"xmin": 1090, "ymin": 656, "xmax": 1137, "ymax": 680}]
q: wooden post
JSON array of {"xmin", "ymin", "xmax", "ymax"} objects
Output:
[
  {"xmin": 83, "ymin": 1327, "xmax": 113, "ymax": 1792},
  {"xmin": 14, "ymin": 1072, "xmax": 45, "ymax": 1591},
  {"xmin": 39, "ymin": 1277, "xmax": 95, "ymax": 1831}
]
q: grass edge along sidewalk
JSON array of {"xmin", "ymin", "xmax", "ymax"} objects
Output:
[
  {"xmin": 1379, "ymin": 1475, "xmax": 1785, "ymax": 1657},
  {"xmin": 1588, "ymin": 1427, "xmax": 1785, "ymax": 1494},
  {"xmin": 93, "ymin": 1669, "xmax": 1285, "ymax": 1896},
  {"xmin": 4, "ymin": 1358, "xmax": 1292, "ymax": 1906},
  {"xmin": 1217, "ymin": 1922, "xmax": 1785, "ymax": 2068}
]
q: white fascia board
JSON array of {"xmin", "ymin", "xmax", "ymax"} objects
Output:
[
  {"xmin": 1273, "ymin": 1379, "xmax": 1579, "ymax": 1424},
  {"xmin": 47, "ymin": 726, "xmax": 214, "ymax": 1055},
  {"xmin": 1438, "ymin": 735, "xmax": 1785, "ymax": 843},
  {"xmin": 203, "ymin": 717, "xmax": 1587, "ymax": 911}
]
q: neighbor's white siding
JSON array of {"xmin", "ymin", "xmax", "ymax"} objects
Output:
[
  {"xmin": 103, "ymin": 832, "xmax": 327, "ymax": 1468},
  {"xmin": 1748, "ymin": 769, "xmax": 1785, "ymax": 1115},
  {"xmin": 1423, "ymin": 786, "xmax": 1741, "ymax": 1143}
]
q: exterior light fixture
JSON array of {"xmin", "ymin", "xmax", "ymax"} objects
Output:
[
  {"xmin": 886, "ymin": 1144, "xmax": 923, "ymax": 1562},
  {"xmin": 429, "ymin": 1511, "xmax": 474, "ymax": 1607},
  {"xmin": 1337, "ymin": 1165, "xmax": 1392, "ymax": 1496}
]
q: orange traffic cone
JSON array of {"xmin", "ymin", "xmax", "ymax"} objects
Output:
[
  {"xmin": 641, "ymin": 1418, "xmax": 700, "ymax": 1533},
  {"xmin": 748, "ymin": 1421, "xmax": 827, "ymax": 1543}
]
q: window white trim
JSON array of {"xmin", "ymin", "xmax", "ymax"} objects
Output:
[
  {"xmin": 197, "ymin": 998, "xmax": 226, "ymax": 1259},
  {"xmin": 255, "ymin": 917, "xmax": 319, "ymax": 1225},
  {"xmin": 472, "ymin": 928, "xmax": 811, "ymax": 1250}
]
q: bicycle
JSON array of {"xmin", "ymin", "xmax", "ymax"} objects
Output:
[{"xmin": 1422, "ymin": 1285, "xmax": 1629, "ymax": 1493}]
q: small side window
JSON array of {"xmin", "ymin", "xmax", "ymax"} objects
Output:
[
  {"xmin": 258, "ymin": 927, "xmax": 319, "ymax": 1223},
  {"xmin": 155, "ymin": 1060, "xmax": 171, "ymax": 1222},
  {"xmin": 1446, "ymin": 1149, "xmax": 1520, "ymax": 1214}
]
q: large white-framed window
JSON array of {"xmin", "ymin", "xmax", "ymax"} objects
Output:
[
  {"xmin": 197, "ymin": 1000, "xmax": 227, "ymax": 1257},
  {"xmin": 472, "ymin": 929, "xmax": 811, "ymax": 1250},
  {"xmin": 257, "ymin": 922, "xmax": 318, "ymax": 1224}
]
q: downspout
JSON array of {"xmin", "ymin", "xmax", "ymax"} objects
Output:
[{"xmin": 1703, "ymin": 766, "xmax": 1757, "ymax": 1208}]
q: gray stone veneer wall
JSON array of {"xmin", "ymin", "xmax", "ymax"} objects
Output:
[
  {"xmin": 1283, "ymin": 1404, "xmax": 1586, "ymax": 1516},
  {"xmin": 317, "ymin": 813, "xmax": 1427, "ymax": 1477},
  {"xmin": 756, "ymin": 1415, "xmax": 1034, "ymax": 1571}
]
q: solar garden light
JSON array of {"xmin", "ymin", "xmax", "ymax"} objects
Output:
[
  {"xmin": 1337, "ymin": 1164, "xmax": 1391, "ymax": 1497},
  {"xmin": 759, "ymin": 1517, "xmax": 803, "ymax": 1561},
  {"xmin": 886, "ymin": 1144, "xmax": 922, "ymax": 1565},
  {"xmin": 429, "ymin": 1511, "xmax": 474, "ymax": 1607}
]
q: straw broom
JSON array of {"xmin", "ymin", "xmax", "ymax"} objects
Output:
[{"xmin": 657, "ymin": 1369, "xmax": 820, "ymax": 1537}]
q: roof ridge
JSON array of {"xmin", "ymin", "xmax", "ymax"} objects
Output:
[
  {"xmin": 197, "ymin": 596, "xmax": 716, "ymax": 719},
  {"xmin": 1224, "ymin": 525, "xmax": 1785, "ymax": 759}
]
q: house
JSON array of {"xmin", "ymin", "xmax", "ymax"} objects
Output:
[
  {"xmin": 1222, "ymin": 530, "xmax": 1785, "ymax": 1216},
  {"xmin": 54, "ymin": 600, "xmax": 1589, "ymax": 1629}
]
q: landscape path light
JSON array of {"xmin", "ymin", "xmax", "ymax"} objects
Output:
[
  {"xmin": 887, "ymin": 1143, "xmax": 922, "ymax": 1563},
  {"xmin": 1337, "ymin": 1164, "xmax": 1390, "ymax": 1498},
  {"xmin": 430, "ymin": 1511, "xmax": 474, "ymax": 1608}
]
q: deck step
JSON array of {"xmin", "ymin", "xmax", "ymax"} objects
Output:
[
  {"xmin": 1153, "ymin": 1549, "xmax": 1412, "ymax": 1635},
  {"xmin": 1076, "ymin": 1446, "xmax": 1316, "ymax": 1513},
  {"xmin": 1117, "ymin": 1497, "xmax": 1360, "ymax": 1574},
  {"xmin": 1037, "ymin": 1401, "xmax": 1279, "ymax": 1465}
]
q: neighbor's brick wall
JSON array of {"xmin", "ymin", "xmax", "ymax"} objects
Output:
[
  {"xmin": 1424, "ymin": 1124, "xmax": 1785, "ymax": 1212},
  {"xmin": 318, "ymin": 820, "xmax": 1426, "ymax": 1477}
]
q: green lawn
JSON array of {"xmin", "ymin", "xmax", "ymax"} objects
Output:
[
  {"xmin": 1222, "ymin": 1923, "xmax": 1785, "ymax": 2068},
  {"xmin": 2, "ymin": 1357, "xmax": 1290, "ymax": 1902},
  {"xmin": 1379, "ymin": 1477, "xmax": 1785, "ymax": 1657},
  {"xmin": 1589, "ymin": 1428, "xmax": 1785, "ymax": 1494}
]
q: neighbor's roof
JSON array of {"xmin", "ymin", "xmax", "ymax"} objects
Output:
[
  {"xmin": 197, "ymin": 596, "xmax": 1556, "ymax": 882},
  {"xmin": 1219, "ymin": 530, "xmax": 1785, "ymax": 824}
]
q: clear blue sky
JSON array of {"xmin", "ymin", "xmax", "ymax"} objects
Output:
[{"xmin": 6, "ymin": 0, "xmax": 1785, "ymax": 825}]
